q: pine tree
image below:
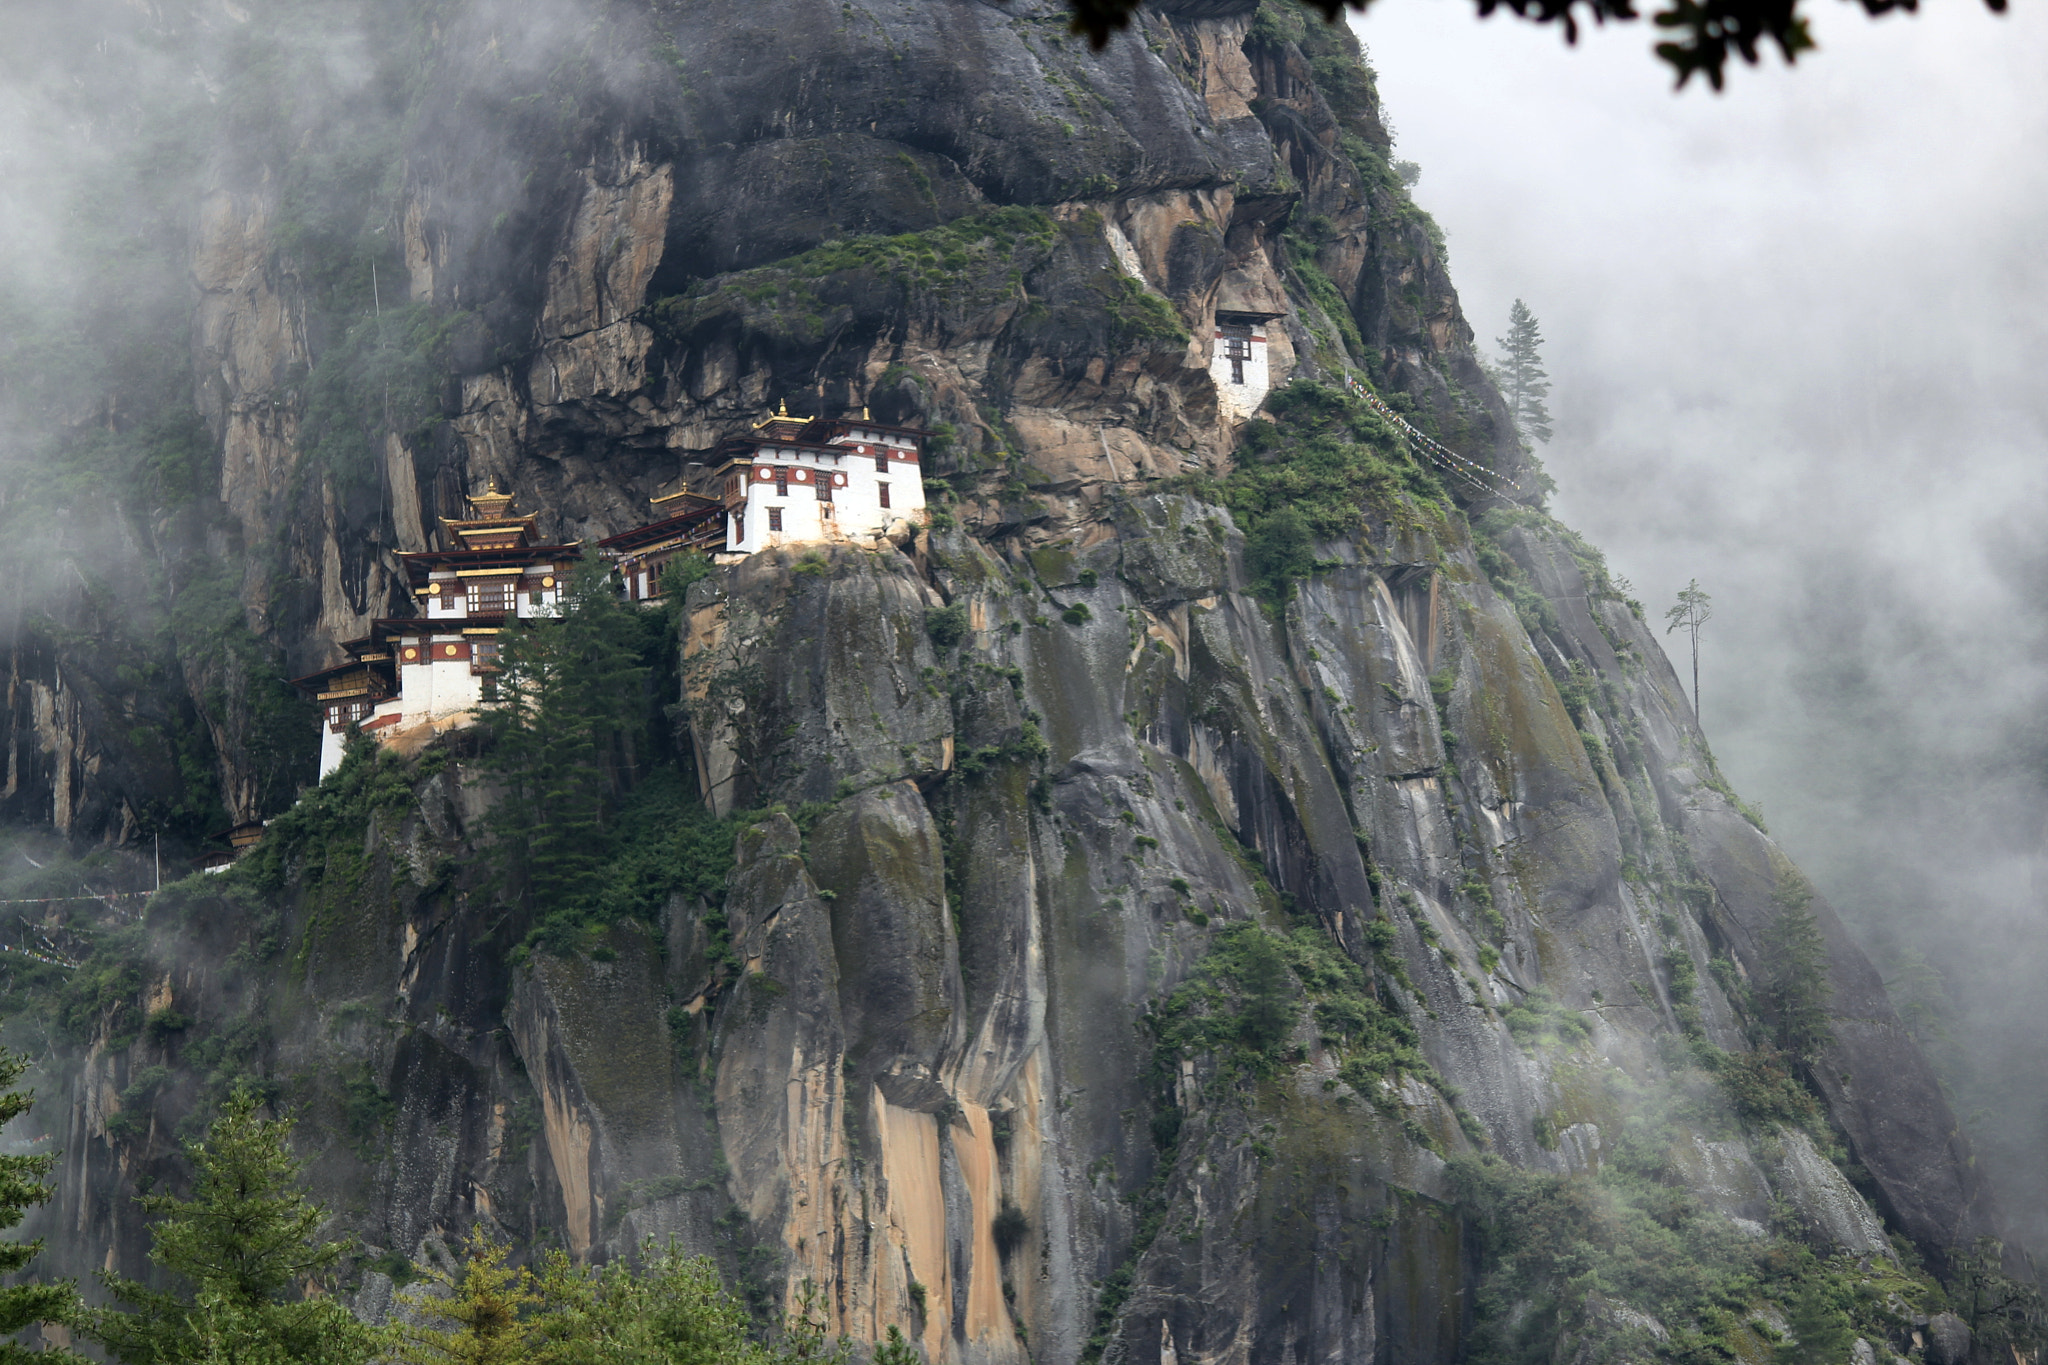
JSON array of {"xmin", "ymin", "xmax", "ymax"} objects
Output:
[
  {"xmin": 0, "ymin": 1048, "xmax": 82, "ymax": 1362},
  {"xmin": 528, "ymin": 1241, "xmax": 764, "ymax": 1365},
  {"xmin": 481, "ymin": 558, "xmax": 654, "ymax": 913},
  {"xmin": 1495, "ymin": 300, "xmax": 1554, "ymax": 446},
  {"xmin": 1663, "ymin": 578, "xmax": 1713, "ymax": 714},
  {"xmin": 88, "ymin": 1087, "xmax": 376, "ymax": 1365},
  {"xmin": 392, "ymin": 1234, "xmax": 541, "ymax": 1365},
  {"xmin": 1775, "ymin": 1281, "xmax": 1854, "ymax": 1365},
  {"xmin": 1758, "ymin": 873, "xmax": 1835, "ymax": 1061},
  {"xmin": 871, "ymin": 1327, "xmax": 920, "ymax": 1365}
]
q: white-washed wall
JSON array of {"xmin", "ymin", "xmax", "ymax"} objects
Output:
[
  {"xmin": 1210, "ymin": 325, "xmax": 1272, "ymax": 422},
  {"xmin": 727, "ymin": 432, "xmax": 925, "ymax": 553}
]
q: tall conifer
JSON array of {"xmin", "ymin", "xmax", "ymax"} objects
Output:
[
  {"xmin": 88, "ymin": 1088, "xmax": 374, "ymax": 1365},
  {"xmin": 481, "ymin": 558, "xmax": 653, "ymax": 913},
  {"xmin": 1495, "ymin": 300, "xmax": 1554, "ymax": 445},
  {"xmin": 1758, "ymin": 873, "xmax": 1835, "ymax": 1060},
  {"xmin": 0, "ymin": 1049, "xmax": 81, "ymax": 1362}
]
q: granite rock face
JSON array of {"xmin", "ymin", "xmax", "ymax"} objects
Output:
[{"xmin": 0, "ymin": 1, "xmax": 2003, "ymax": 1362}]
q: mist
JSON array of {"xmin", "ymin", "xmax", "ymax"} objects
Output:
[{"xmin": 1356, "ymin": 0, "xmax": 2048, "ymax": 1249}]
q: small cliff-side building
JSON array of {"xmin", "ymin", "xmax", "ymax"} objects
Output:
[
  {"xmin": 596, "ymin": 490, "xmax": 725, "ymax": 603},
  {"xmin": 294, "ymin": 483, "xmax": 580, "ymax": 779},
  {"xmin": 698, "ymin": 404, "xmax": 928, "ymax": 554},
  {"xmin": 1210, "ymin": 309, "xmax": 1281, "ymax": 422}
]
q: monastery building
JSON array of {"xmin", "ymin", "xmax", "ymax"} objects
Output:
[
  {"xmin": 296, "ymin": 408, "xmax": 929, "ymax": 778},
  {"xmin": 600, "ymin": 404, "xmax": 929, "ymax": 601},
  {"xmin": 295, "ymin": 483, "xmax": 579, "ymax": 779},
  {"xmin": 1209, "ymin": 309, "xmax": 1280, "ymax": 423}
]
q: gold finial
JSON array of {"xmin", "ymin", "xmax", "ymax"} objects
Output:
[
  {"xmin": 467, "ymin": 479, "xmax": 517, "ymax": 519},
  {"xmin": 862, "ymin": 406, "xmax": 870, "ymax": 420},
  {"xmin": 777, "ymin": 399, "xmax": 789, "ymax": 417}
]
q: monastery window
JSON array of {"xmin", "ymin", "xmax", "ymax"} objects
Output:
[
  {"xmin": 774, "ymin": 469, "xmax": 789, "ymax": 497},
  {"xmin": 878, "ymin": 482, "xmax": 891, "ymax": 510},
  {"xmin": 328, "ymin": 698, "xmax": 373, "ymax": 732},
  {"xmin": 470, "ymin": 641, "xmax": 500, "ymax": 676},
  {"xmin": 768, "ymin": 507, "xmax": 783, "ymax": 533},
  {"xmin": 1220, "ymin": 322, "xmax": 1253, "ymax": 384},
  {"xmin": 875, "ymin": 452, "xmax": 888, "ymax": 473},
  {"xmin": 468, "ymin": 580, "xmax": 514, "ymax": 615},
  {"xmin": 816, "ymin": 476, "xmax": 832, "ymax": 502}
]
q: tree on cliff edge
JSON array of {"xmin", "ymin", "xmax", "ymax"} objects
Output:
[
  {"xmin": 480, "ymin": 559, "xmax": 652, "ymax": 915},
  {"xmin": 1758, "ymin": 873, "xmax": 1835, "ymax": 1062},
  {"xmin": 1495, "ymin": 300, "xmax": 1554, "ymax": 448}
]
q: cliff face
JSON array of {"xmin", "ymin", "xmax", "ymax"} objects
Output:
[{"xmin": 0, "ymin": 1, "xmax": 2005, "ymax": 1363}]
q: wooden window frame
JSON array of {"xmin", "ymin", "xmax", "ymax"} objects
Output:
[{"xmin": 467, "ymin": 580, "xmax": 514, "ymax": 615}]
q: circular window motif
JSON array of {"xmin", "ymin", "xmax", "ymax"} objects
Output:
[
  {"xmin": 794, "ymin": 469, "xmax": 809, "ymax": 481},
  {"xmin": 542, "ymin": 575, "xmax": 555, "ymax": 588},
  {"xmin": 402, "ymin": 647, "xmax": 418, "ymax": 661},
  {"xmin": 444, "ymin": 644, "xmax": 460, "ymax": 658}
]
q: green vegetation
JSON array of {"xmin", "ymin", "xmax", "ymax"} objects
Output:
[
  {"xmin": 654, "ymin": 207, "xmax": 1062, "ymax": 342},
  {"xmin": 1501, "ymin": 987, "xmax": 1589, "ymax": 1050},
  {"xmin": 69, "ymin": 1084, "xmax": 914, "ymax": 1365},
  {"xmin": 88, "ymin": 1087, "xmax": 377, "ymax": 1365},
  {"xmin": 1149, "ymin": 922, "xmax": 1433, "ymax": 1106},
  {"xmin": 0, "ymin": 1049, "xmax": 80, "ymax": 1354},
  {"xmin": 925, "ymin": 604, "xmax": 969, "ymax": 649},
  {"xmin": 242, "ymin": 737, "xmax": 427, "ymax": 900},
  {"xmin": 480, "ymin": 559, "xmax": 658, "ymax": 916},
  {"xmin": 471, "ymin": 560, "xmax": 748, "ymax": 961},
  {"xmin": 1494, "ymin": 300, "xmax": 1555, "ymax": 446},
  {"xmin": 1449, "ymin": 1048, "xmax": 1964, "ymax": 1365},
  {"xmin": 1185, "ymin": 379, "xmax": 1449, "ymax": 602},
  {"xmin": 301, "ymin": 303, "xmax": 472, "ymax": 492},
  {"xmin": 1758, "ymin": 873, "xmax": 1835, "ymax": 1061}
]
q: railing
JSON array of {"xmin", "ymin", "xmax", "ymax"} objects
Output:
[{"xmin": 1343, "ymin": 374, "xmax": 1522, "ymax": 500}]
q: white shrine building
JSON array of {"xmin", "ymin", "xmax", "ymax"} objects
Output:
[
  {"xmin": 1210, "ymin": 310, "xmax": 1282, "ymax": 422},
  {"xmin": 705, "ymin": 404, "xmax": 927, "ymax": 557},
  {"xmin": 294, "ymin": 483, "xmax": 580, "ymax": 779},
  {"xmin": 597, "ymin": 405, "xmax": 931, "ymax": 605}
]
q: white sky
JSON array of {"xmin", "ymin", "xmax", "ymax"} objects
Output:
[{"xmin": 1355, "ymin": 0, "xmax": 2048, "ymax": 826}]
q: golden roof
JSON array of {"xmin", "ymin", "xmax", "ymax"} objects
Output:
[{"xmin": 466, "ymin": 477, "xmax": 517, "ymax": 520}]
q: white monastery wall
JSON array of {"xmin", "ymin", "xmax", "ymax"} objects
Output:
[
  {"xmin": 728, "ymin": 428, "xmax": 924, "ymax": 554},
  {"xmin": 1209, "ymin": 319, "xmax": 1272, "ymax": 423}
]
